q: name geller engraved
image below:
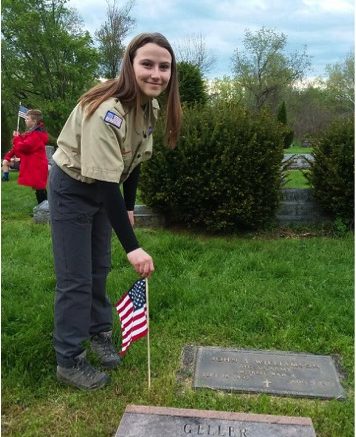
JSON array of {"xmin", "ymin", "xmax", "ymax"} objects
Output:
[{"xmin": 183, "ymin": 424, "xmax": 248, "ymax": 436}]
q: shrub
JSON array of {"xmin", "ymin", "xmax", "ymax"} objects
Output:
[
  {"xmin": 177, "ymin": 62, "xmax": 207, "ymax": 105},
  {"xmin": 277, "ymin": 101, "xmax": 294, "ymax": 148},
  {"xmin": 307, "ymin": 117, "xmax": 354, "ymax": 226},
  {"xmin": 140, "ymin": 102, "xmax": 285, "ymax": 232}
]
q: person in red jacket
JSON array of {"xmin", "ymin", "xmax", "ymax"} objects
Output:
[{"xmin": 2, "ymin": 109, "xmax": 49, "ymax": 204}]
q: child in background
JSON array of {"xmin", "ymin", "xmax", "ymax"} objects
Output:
[{"xmin": 2, "ymin": 109, "xmax": 48, "ymax": 204}]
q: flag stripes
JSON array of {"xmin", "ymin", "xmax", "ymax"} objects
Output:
[
  {"xmin": 116, "ymin": 279, "xmax": 148, "ymax": 356},
  {"xmin": 18, "ymin": 105, "xmax": 28, "ymax": 119}
]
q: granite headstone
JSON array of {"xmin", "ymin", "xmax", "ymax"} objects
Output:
[
  {"xmin": 180, "ymin": 346, "xmax": 345, "ymax": 399},
  {"xmin": 115, "ymin": 405, "xmax": 316, "ymax": 437}
]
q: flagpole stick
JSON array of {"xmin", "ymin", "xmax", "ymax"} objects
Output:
[
  {"xmin": 16, "ymin": 101, "xmax": 21, "ymax": 132},
  {"xmin": 145, "ymin": 277, "xmax": 151, "ymax": 389}
]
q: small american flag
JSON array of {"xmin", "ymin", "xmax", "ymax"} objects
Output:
[
  {"xmin": 116, "ymin": 279, "xmax": 148, "ymax": 356},
  {"xmin": 18, "ymin": 105, "xmax": 28, "ymax": 119}
]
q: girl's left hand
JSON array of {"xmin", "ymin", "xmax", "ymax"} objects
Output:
[
  {"xmin": 13, "ymin": 130, "xmax": 19, "ymax": 137},
  {"xmin": 127, "ymin": 210, "xmax": 135, "ymax": 227}
]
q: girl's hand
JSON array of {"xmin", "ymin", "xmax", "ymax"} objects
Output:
[
  {"xmin": 13, "ymin": 131, "xmax": 19, "ymax": 137},
  {"xmin": 127, "ymin": 210, "xmax": 135, "ymax": 227},
  {"xmin": 127, "ymin": 248, "xmax": 154, "ymax": 278}
]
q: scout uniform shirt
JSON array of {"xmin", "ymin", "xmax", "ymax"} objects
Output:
[{"xmin": 53, "ymin": 97, "xmax": 159, "ymax": 184}]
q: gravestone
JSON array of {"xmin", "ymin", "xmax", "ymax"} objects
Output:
[
  {"xmin": 115, "ymin": 405, "xmax": 316, "ymax": 437},
  {"xmin": 33, "ymin": 200, "xmax": 50, "ymax": 224},
  {"xmin": 45, "ymin": 145, "xmax": 55, "ymax": 166},
  {"xmin": 134, "ymin": 204, "xmax": 165, "ymax": 227},
  {"xmin": 179, "ymin": 346, "xmax": 345, "ymax": 400},
  {"xmin": 277, "ymin": 189, "xmax": 330, "ymax": 224},
  {"xmin": 282, "ymin": 154, "xmax": 313, "ymax": 169},
  {"xmin": 32, "ymin": 202, "xmax": 165, "ymax": 226}
]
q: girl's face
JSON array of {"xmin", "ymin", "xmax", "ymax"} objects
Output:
[
  {"xmin": 133, "ymin": 43, "xmax": 172, "ymax": 102},
  {"xmin": 25, "ymin": 115, "xmax": 36, "ymax": 129}
]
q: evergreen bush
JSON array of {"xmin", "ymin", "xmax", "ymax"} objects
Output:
[
  {"xmin": 308, "ymin": 117, "xmax": 354, "ymax": 225},
  {"xmin": 177, "ymin": 62, "xmax": 207, "ymax": 106},
  {"xmin": 141, "ymin": 102, "xmax": 285, "ymax": 232},
  {"xmin": 277, "ymin": 101, "xmax": 294, "ymax": 148}
]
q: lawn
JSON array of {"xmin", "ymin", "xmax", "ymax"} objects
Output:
[
  {"xmin": 284, "ymin": 169, "xmax": 310, "ymax": 189},
  {"xmin": 1, "ymin": 175, "xmax": 354, "ymax": 436},
  {"xmin": 284, "ymin": 140, "xmax": 313, "ymax": 154}
]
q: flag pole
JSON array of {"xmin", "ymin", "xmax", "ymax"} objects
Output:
[
  {"xmin": 16, "ymin": 101, "xmax": 21, "ymax": 132},
  {"xmin": 145, "ymin": 277, "xmax": 151, "ymax": 389}
]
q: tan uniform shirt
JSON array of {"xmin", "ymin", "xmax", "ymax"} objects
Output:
[{"xmin": 53, "ymin": 97, "xmax": 159, "ymax": 184}]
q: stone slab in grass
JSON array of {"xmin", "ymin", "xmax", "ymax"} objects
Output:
[
  {"xmin": 115, "ymin": 405, "xmax": 316, "ymax": 437},
  {"xmin": 179, "ymin": 346, "xmax": 345, "ymax": 400}
]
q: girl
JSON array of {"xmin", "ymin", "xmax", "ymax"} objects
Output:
[
  {"xmin": 3, "ymin": 109, "xmax": 48, "ymax": 204},
  {"xmin": 49, "ymin": 33, "xmax": 182, "ymax": 390}
]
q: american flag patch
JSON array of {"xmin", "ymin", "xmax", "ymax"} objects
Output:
[{"xmin": 104, "ymin": 111, "xmax": 123, "ymax": 128}]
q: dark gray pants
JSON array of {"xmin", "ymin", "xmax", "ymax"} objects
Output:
[{"xmin": 48, "ymin": 164, "xmax": 112, "ymax": 367}]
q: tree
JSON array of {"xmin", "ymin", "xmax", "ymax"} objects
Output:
[
  {"xmin": 232, "ymin": 27, "xmax": 311, "ymax": 111},
  {"xmin": 325, "ymin": 51, "xmax": 354, "ymax": 113},
  {"xmin": 174, "ymin": 33, "xmax": 216, "ymax": 75},
  {"xmin": 1, "ymin": 102, "xmax": 12, "ymax": 155},
  {"xmin": 1, "ymin": 0, "xmax": 100, "ymax": 137},
  {"xmin": 95, "ymin": 0, "xmax": 135, "ymax": 79},
  {"xmin": 208, "ymin": 76, "xmax": 243, "ymax": 104},
  {"xmin": 277, "ymin": 101, "xmax": 294, "ymax": 148},
  {"xmin": 277, "ymin": 101, "xmax": 287, "ymax": 124},
  {"xmin": 177, "ymin": 62, "xmax": 207, "ymax": 106}
]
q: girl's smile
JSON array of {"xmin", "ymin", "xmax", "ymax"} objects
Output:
[{"xmin": 133, "ymin": 43, "xmax": 172, "ymax": 102}]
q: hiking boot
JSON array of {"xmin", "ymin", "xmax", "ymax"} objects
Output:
[
  {"xmin": 91, "ymin": 330, "xmax": 121, "ymax": 369},
  {"xmin": 57, "ymin": 351, "xmax": 109, "ymax": 390}
]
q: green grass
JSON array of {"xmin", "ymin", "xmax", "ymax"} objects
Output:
[
  {"xmin": 284, "ymin": 140, "xmax": 313, "ymax": 154},
  {"xmin": 284, "ymin": 170, "xmax": 310, "ymax": 189},
  {"xmin": 2, "ymin": 174, "xmax": 354, "ymax": 436},
  {"xmin": 284, "ymin": 146, "xmax": 313, "ymax": 154}
]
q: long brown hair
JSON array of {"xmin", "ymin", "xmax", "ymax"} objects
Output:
[{"xmin": 79, "ymin": 32, "xmax": 182, "ymax": 148}]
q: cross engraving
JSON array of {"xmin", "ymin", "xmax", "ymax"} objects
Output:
[{"xmin": 263, "ymin": 379, "xmax": 272, "ymax": 388}]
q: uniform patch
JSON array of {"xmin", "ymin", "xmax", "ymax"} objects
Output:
[{"xmin": 104, "ymin": 111, "xmax": 123, "ymax": 128}]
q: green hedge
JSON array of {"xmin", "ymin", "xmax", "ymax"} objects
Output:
[
  {"xmin": 308, "ymin": 117, "xmax": 354, "ymax": 225},
  {"xmin": 141, "ymin": 102, "xmax": 285, "ymax": 232}
]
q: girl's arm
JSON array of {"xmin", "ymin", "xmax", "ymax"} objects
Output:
[
  {"xmin": 123, "ymin": 164, "xmax": 140, "ymax": 226},
  {"xmin": 97, "ymin": 180, "xmax": 154, "ymax": 277},
  {"xmin": 123, "ymin": 164, "xmax": 140, "ymax": 211},
  {"xmin": 13, "ymin": 134, "xmax": 36, "ymax": 155},
  {"xmin": 97, "ymin": 180, "xmax": 139, "ymax": 253}
]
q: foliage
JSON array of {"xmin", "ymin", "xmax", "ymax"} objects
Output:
[
  {"xmin": 1, "ymin": 0, "xmax": 100, "ymax": 139},
  {"xmin": 307, "ymin": 117, "xmax": 354, "ymax": 226},
  {"xmin": 177, "ymin": 62, "xmax": 208, "ymax": 105},
  {"xmin": 277, "ymin": 100, "xmax": 287, "ymax": 124},
  {"xmin": 286, "ymin": 83, "xmax": 336, "ymax": 140},
  {"xmin": 232, "ymin": 27, "xmax": 311, "ymax": 111},
  {"xmin": 174, "ymin": 32, "xmax": 216, "ymax": 75},
  {"xmin": 325, "ymin": 51, "xmax": 354, "ymax": 113},
  {"xmin": 141, "ymin": 102, "xmax": 285, "ymax": 232},
  {"xmin": 1, "ymin": 102, "xmax": 12, "ymax": 155},
  {"xmin": 95, "ymin": 0, "xmax": 135, "ymax": 79},
  {"xmin": 277, "ymin": 101, "xmax": 294, "ymax": 148},
  {"xmin": 208, "ymin": 76, "xmax": 243, "ymax": 104}
]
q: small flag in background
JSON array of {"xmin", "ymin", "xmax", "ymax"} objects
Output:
[
  {"xmin": 18, "ymin": 105, "xmax": 28, "ymax": 119},
  {"xmin": 116, "ymin": 279, "xmax": 148, "ymax": 356}
]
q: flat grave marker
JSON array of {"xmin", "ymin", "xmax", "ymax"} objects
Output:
[
  {"xmin": 181, "ymin": 346, "xmax": 345, "ymax": 399},
  {"xmin": 115, "ymin": 405, "xmax": 316, "ymax": 437}
]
